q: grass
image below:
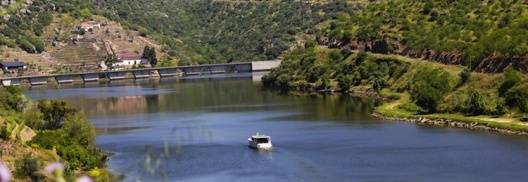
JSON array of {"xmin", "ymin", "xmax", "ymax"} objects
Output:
[{"xmin": 376, "ymin": 91, "xmax": 528, "ymax": 133}]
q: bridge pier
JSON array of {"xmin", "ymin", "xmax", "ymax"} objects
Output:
[
  {"xmin": 29, "ymin": 77, "xmax": 49, "ymax": 86},
  {"xmin": 81, "ymin": 73, "xmax": 100, "ymax": 82},
  {"xmin": 108, "ymin": 72, "xmax": 128, "ymax": 80},
  {"xmin": 211, "ymin": 65, "xmax": 228, "ymax": 74},
  {"xmin": 158, "ymin": 68, "xmax": 181, "ymax": 77},
  {"xmin": 234, "ymin": 64, "xmax": 252, "ymax": 73},
  {"xmin": 183, "ymin": 67, "xmax": 206, "ymax": 76},
  {"xmin": 1, "ymin": 78, "xmax": 21, "ymax": 86},
  {"xmin": 133, "ymin": 70, "xmax": 151, "ymax": 79},
  {"xmin": 55, "ymin": 75, "xmax": 75, "ymax": 84}
]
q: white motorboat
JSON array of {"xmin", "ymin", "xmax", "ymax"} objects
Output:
[{"xmin": 248, "ymin": 133, "xmax": 272, "ymax": 150}]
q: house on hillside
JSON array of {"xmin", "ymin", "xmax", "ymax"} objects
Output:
[
  {"xmin": 78, "ymin": 21, "xmax": 101, "ymax": 32},
  {"xmin": 0, "ymin": 60, "xmax": 27, "ymax": 73},
  {"xmin": 110, "ymin": 51, "xmax": 148, "ymax": 69}
]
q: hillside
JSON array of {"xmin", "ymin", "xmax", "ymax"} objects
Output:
[
  {"xmin": 0, "ymin": 0, "xmax": 163, "ymax": 76},
  {"xmin": 317, "ymin": 0, "xmax": 528, "ymax": 73},
  {"xmin": 2, "ymin": 0, "xmax": 527, "ymax": 73},
  {"xmin": 88, "ymin": 0, "xmax": 353, "ymax": 65}
]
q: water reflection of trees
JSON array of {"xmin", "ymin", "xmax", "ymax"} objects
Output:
[{"xmin": 68, "ymin": 79, "xmax": 381, "ymax": 123}]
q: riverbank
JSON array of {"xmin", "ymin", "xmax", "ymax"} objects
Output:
[
  {"xmin": 374, "ymin": 92, "xmax": 528, "ymax": 136},
  {"xmin": 262, "ymin": 46, "xmax": 528, "ymax": 137},
  {"xmin": 0, "ymin": 87, "xmax": 115, "ymax": 181}
]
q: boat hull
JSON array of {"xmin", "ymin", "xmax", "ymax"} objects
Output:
[{"xmin": 248, "ymin": 138, "xmax": 272, "ymax": 150}]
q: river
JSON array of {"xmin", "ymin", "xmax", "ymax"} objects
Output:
[{"xmin": 25, "ymin": 73, "xmax": 528, "ymax": 182}]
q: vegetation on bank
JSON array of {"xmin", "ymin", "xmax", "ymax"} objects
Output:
[
  {"xmin": 319, "ymin": 0, "xmax": 528, "ymax": 69},
  {"xmin": 262, "ymin": 45, "xmax": 528, "ymax": 131},
  {"xmin": 0, "ymin": 87, "xmax": 114, "ymax": 181}
]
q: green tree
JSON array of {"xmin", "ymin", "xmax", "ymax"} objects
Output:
[
  {"xmin": 410, "ymin": 68, "xmax": 451, "ymax": 113},
  {"xmin": 465, "ymin": 90, "xmax": 486, "ymax": 116},
  {"xmin": 142, "ymin": 46, "xmax": 158, "ymax": 66},
  {"xmin": 79, "ymin": 8, "xmax": 92, "ymax": 19},
  {"xmin": 458, "ymin": 68, "xmax": 471, "ymax": 86},
  {"xmin": 337, "ymin": 75, "xmax": 352, "ymax": 92},
  {"xmin": 62, "ymin": 113, "xmax": 96, "ymax": 146},
  {"xmin": 37, "ymin": 100, "xmax": 76, "ymax": 130},
  {"xmin": 505, "ymin": 84, "xmax": 528, "ymax": 113},
  {"xmin": 0, "ymin": 86, "xmax": 25, "ymax": 111},
  {"xmin": 499, "ymin": 68, "xmax": 522, "ymax": 96}
]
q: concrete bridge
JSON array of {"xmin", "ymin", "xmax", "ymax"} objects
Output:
[{"xmin": 0, "ymin": 61, "xmax": 279, "ymax": 87}]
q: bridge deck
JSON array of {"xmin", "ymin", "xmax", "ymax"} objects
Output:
[{"xmin": 0, "ymin": 61, "xmax": 279, "ymax": 86}]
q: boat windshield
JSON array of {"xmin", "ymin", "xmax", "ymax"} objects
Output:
[{"xmin": 254, "ymin": 138, "xmax": 269, "ymax": 143}]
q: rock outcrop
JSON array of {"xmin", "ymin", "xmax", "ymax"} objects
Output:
[{"xmin": 316, "ymin": 35, "xmax": 528, "ymax": 74}]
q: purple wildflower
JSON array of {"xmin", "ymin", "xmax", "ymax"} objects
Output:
[
  {"xmin": 45, "ymin": 162, "xmax": 64, "ymax": 174},
  {"xmin": 0, "ymin": 162, "xmax": 10, "ymax": 182},
  {"xmin": 76, "ymin": 176, "xmax": 92, "ymax": 182}
]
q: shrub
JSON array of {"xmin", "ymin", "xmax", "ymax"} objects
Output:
[
  {"xmin": 498, "ymin": 68, "xmax": 522, "ymax": 96},
  {"xmin": 28, "ymin": 36, "xmax": 45, "ymax": 53},
  {"xmin": 505, "ymin": 84, "xmax": 528, "ymax": 113},
  {"xmin": 142, "ymin": 46, "xmax": 157, "ymax": 66},
  {"xmin": 62, "ymin": 113, "xmax": 96, "ymax": 146},
  {"xmin": 354, "ymin": 51, "xmax": 368, "ymax": 65},
  {"xmin": 0, "ymin": 86, "xmax": 25, "ymax": 111},
  {"xmin": 79, "ymin": 8, "xmax": 92, "ymax": 19},
  {"xmin": 304, "ymin": 39, "xmax": 317, "ymax": 49},
  {"xmin": 409, "ymin": 68, "xmax": 452, "ymax": 113},
  {"xmin": 31, "ymin": 131, "xmax": 65, "ymax": 149},
  {"xmin": 371, "ymin": 77, "xmax": 386, "ymax": 92},
  {"xmin": 15, "ymin": 156, "xmax": 42, "ymax": 181},
  {"xmin": 458, "ymin": 68, "xmax": 471, "ymax": 86},
  {"xmin": 275, "ymin": 74, "xmax": 292, "ymax": 90},
  {"xmin": 0, "ymin": 35, "xmax": 16, "ymax": 48},
  {"xmin": 18, "ymin": 38, "xmax": 36, "ymax": 53},
  {"xmin": 58, "ymin": 144, "xmax": 100, "ymax": 169},
  {"xmin": 465, "ymin": 90, "xmax": 486, "ymax": 116},
  {"xmin": 495, "ymin": 99, "xmax": 508, "ymax": 115},
  {"xmin": 138, "ymin": 27, "xmax": 149, "ymax": 37},
  {"xmin": 337, "ymin": 75, "xmax": 352, "ymax": 92},
  {"xmin": 38, "ymin": 100, "xmax": 76, "ymax": 130},
  {"xmin": 521, "ymin": 115, "xmax": 528, "ymax": 122},
  {"xmin": 23, "ymin": 105, "xmax": 45, "ymax": 129}
]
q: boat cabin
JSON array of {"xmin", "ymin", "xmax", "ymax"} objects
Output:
[
  {"xmin": 251, "ymin": 136, "xmax": 270, "ymax": 144},
  {"xmin": 248, "ymin": 133, "xmax": 272, "ymax": 150}
]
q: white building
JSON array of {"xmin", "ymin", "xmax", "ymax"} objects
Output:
[
  {"xmin": 112, "ymin": 51, "xmax": 147, "ymax": 68},
  {"xmin": 78, "ymin": 21, "xmax": 101, "ymax": 32}
]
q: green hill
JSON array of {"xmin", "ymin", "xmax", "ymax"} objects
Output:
[
  {"xmin": 318, "ymin": 0, "xmax": 528, "ymax": 72},
  {"xmin": 88, "ymin": 0, "xmax": 352, "ymax": 65}
]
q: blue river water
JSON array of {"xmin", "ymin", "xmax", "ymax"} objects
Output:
[{"xmin": 25, "ymin": 74, "xmax": 528, "ymax": 182}]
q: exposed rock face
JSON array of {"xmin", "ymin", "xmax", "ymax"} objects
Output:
[
  {"xmin": 316, "ymin": 36, "xmax": 528, "ymax": 73},
  {"xmin": 18, "ymin": 126, "xmax": 36, "ymax": 143},
  {"xmin": 3, "ymin": 122, "xmax": 36, "ymax": 143},
  {"xmin": 474, "ymin": 56, "xmax": 528, "ymax": 73}
]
